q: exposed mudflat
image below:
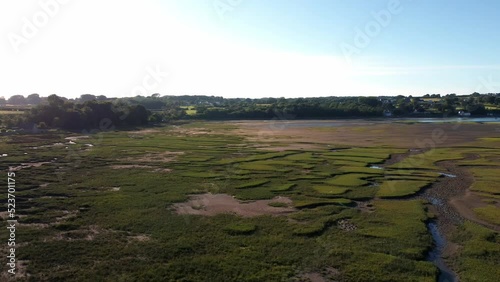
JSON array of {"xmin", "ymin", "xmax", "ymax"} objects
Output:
[
  {"xmin": 382, "ymin": 148, "xmax": 426, "ymax": 167},
  {"xmin": 422, "ymin": 159, "xmax": 500, "ymax": 233},
  {"xmin": 232, "ymin": 120, "xmax": 500, "ymax": 147},
  {"xmin": 419, "ymin": 161, "xmax": 472, "ymax": 230},
  {"xmin": 172, "ymin": 193, "xmax": 296, "ymax": 217}
]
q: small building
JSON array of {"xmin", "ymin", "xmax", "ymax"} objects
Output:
[{"xmin": 458, "ymin": 111, "xmax": 471, "ymax": 117}]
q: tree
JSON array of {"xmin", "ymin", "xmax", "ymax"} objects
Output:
[
  {"xmin": 47, "ymin": 94, "xmax": 66, "ymax": 108},
  {"xmin": 27, "ymin": 93, "xmax": 42, "ymax": 105},
  {"xmin": 37, "ymin": 122, "xmax": 47, "ymax": 129},
  {"xmin": 125, "ymin": 105, "xmax": 149, "ymax": 125},
  {"xmin": 80, "ymin": 94, "xmax": 97, "ymax": 102},
  {"xmin": 466, "ymin": 104, "xmax": 487, "ymax": 115},
  {"xmin": 148, "ymin": 112, "xmax": 164, "ymax": 123},
  {"xmin": 8, "ymin": 95, "xmax": 26, "ymax": 105},
  {"xmin": 0, "ymin": 97, "xmax": 6, "ymax": 106},
  {"xmin": 482, "ymin": 95, "xmax": 495, "ymax": 104},
  {"xmin": 358, "ymin": 97, "xmax": 380, "ymax": 107}
]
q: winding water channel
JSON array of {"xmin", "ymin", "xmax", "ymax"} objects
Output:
[
  {"xmin": 426, "ymin": 222, "xmax": 456, "ymax": 282},
  {"xmin": 418, "ymin": 161, "xmax": 468, "ymax": 282}
]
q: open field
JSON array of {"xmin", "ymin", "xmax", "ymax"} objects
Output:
[
  {"xmin": 1, "ymin": 120, "xmax": 499, "ymax": 281},
  {"xmin": 0, "ymin": 110, "xmax": 25, "ymax": 115}
]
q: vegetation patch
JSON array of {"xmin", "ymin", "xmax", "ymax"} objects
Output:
[
  {"xmin": 377, "ymin": 181, "xmax": 431, "ymax": 198},
  {"xmin": 268, "ymin": 202, "xmax": 289, "ymax": 208},
  {"xmin": 384, "ymin": 169, "xmax": 440, "ymax": 178},
  {"xmin": 2, "ymin": 121, "xmax": 499, "ymax": 281},
  {"xmin": 450, "ymin": 222, "xmax": 500, "ymax": 281},
  {"xmin": 325, "ymin": 155, "xmax": 383, "ymax": 164},
  {"xmin": 294, "ymin": 198, "xmax": 352, "ymax": 208},
  {"xmin": 284, "ymin": 152, "xmax": 319, "ymax": 162},
  {"xmin": 470, "ymin": 181, "xmax": 500, "ymax": 194},
  {"xmin": 181, "ymin": 172, "xmax": 222, "ymax": 178},
  {"xmin": 326, "ymin": 174, "xmax": 370, "ymax": 187},
  {"xmin": 338, "ymin": 166, "xmax": 385, "ymax": 175},
  {"xmin": 389, "ymin": 149, "xmax": 465, "ymax": 170},
  {"xmin": 292, "ymin": 220, "xmax": 329, "ymax": 236},
  {"xmin": 223, "ymin": 223, "xmax": 257, "ymax": 235},
  {"xmin": 270, "ymin": 183, "xmax": 296, "ymax": 192},
  {"xmin": 290, "ymin": 175, "xmax": 326, "ymax": 181},
  {"xmin": 474, "ymin": 205, "xmax": 500, "ymax": 225},
  {"xmin": 239, "ymin": 162, "xmax": 292, "ymax": 172},
  {"xmin": 312, "ymin": 185, "xmax": 350, "ymax": 195},
  {"xmin": 235, "ymin": 180, "xmax": 270, "ymax": 189}
]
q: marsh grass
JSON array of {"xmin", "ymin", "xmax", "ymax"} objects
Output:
[
  {"xmin": 326, "ymin": 174, "xmax": 371, "ymax": 187},
  {"xmin": 474, "ymin": 206, "xmax": 500, "ymax": 225},
  {"xmin": 235, "ymin": 180, "xmax": 270, "ymax": 189},
  {"xmin": 1, "ymin": 122, "xmax": 497, "ymax": 281},
  {"xmin": 224, "ymin": 223, "xmax": 257, "ymax": 235},
  {"xmin": 377, "ymin": 181, "xmax": 431, "ymax": 198},
  {"xmin": 270, "ymin": 183, "xmax": 296, "ymax": 192},
  {"xmin": 312, "ymin": 185, "xmax": 350, "ymax": 195},
  {"xmin": 450, "ymin": 222, "xmax": 500, "ymax": 281}
]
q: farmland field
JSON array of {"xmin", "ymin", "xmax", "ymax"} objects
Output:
[{"xmin": 1, "ymin": 119, "xmax": 499, "ymax": 281}]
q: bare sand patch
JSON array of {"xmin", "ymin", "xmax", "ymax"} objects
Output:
[
  {"xmin": 0, "ymin": 260, "xmax": 30, "ymax": 280},
  {"xmin": 171, "ymin": 126, "xmax": 211, "ymax": 136},
  {"xmin": 50, "ymin": 225, "xmax": 151, "ymax": 242},
  {"xmin": 355, "ymin": 201, "xmax": 375, "ymax": 213},
  {"xmin": 48, "ymin": 225, "xmax": 111, "ymax": 242},
  {"xmin": 450, "ymin": 191, "xmax": 500, "ymax": 232},
  {"xmin": 19, "ymin": 223, "xmax": 50, "ymax": 229},
  {"xmin": 0, "ymin": 211, "xmax": 9, "ymax": 220},
  {"xmin": 65, "ymin": 136, "xmax": 90, "ymax": 141},
  {"xmin": 110, "ymin": 165, "xmax": 154, "ymax": 169},
  {"xmin": 127, "ymin": 234, "xmax": 151, "ymax": 242},
  {"xmin": 173, "ymin": 193, "xmax": 296, "ymax": 217},
  {"xmin": 9, "ymin": 162, "xmax": 51, "ymax": 171},
  {"xmin": 127, "ymin": 129, "xmax": 162, "ymax": 135},
  {"xmin": 55, "ymin": 210, "xmax": 79, "ymax": 223},
  {"xmin": 40, "ymin": 196, "xmax": 69, "ymax": 199}
]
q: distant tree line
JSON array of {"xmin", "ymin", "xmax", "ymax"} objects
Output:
[
  {"xmin": 3, "ymin": 95, "xmax": 148, "ymax": 130},
  {"xmin": 194, "ymin": 96, "xmax": 384, "ymax": 119},
  {"xmin": 2, "ymin": 92, "xmax": 500, "ymax": 130},
  {"xmin": 1, "ymin": 94, "xmax": 43, "ymax": 105}
]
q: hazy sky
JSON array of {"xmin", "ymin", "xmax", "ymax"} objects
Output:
[{"xmin": 1, "ymin": 0, "xmax": 500, "ymax": 99}]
